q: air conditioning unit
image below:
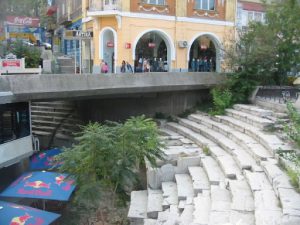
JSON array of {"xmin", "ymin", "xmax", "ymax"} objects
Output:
[{"xmin": 178, "ymin": 41, "xmax": 188, "ymax": 48}]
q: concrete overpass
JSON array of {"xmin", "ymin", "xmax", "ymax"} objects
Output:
[{"xmin": 0, "ymin": 72, "xmax": 224, "ymax": 103}]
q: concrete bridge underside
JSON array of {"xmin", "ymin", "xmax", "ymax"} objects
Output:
[{"xmin": 0, "ymin": 72, "xmax": 224, "ymax": 103}]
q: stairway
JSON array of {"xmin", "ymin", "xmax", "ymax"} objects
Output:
[
  {"xmin": 128, "ymin": 104, "xmax": 300, "ymax": 225},
  {"xmin": 31, "ymin": 101, "xmax": 83, "ymax": 148},
  {"xmin": 56, "ymin": 56, "xmax": 75, "ymax": 74}
]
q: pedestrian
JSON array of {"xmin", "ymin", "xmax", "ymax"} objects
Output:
[
  {"xmin": 100, "ymin": 60, "xmax": 105, "ymax": 73},
  {"xmin": 121, "ymin": 60, "xmax": 126, "ymax": 73},
  {"xmin": 103, "ymin": 62, "xmax": 109, "ymax": 73},
  {"xmin": 126, "ymin": 62, "xmax": 133, "ymax": 73}
]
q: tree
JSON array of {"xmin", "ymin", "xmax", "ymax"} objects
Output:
[
  {"xmin": 210, "ymin": 0, "xmax": 300, "ymax": 114},
  {"xmin": 55, "ymin": 116, "xmax": 165, "ymax": 225}
]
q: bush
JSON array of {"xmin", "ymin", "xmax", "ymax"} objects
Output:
[
  {"xmin": 1, "ymin": 40, "xmax": 41, "ymax": 68},
  {"xmin": 210, "ymin": 87, "xmax": 233, "ymax": 115},
  {"xmin": 55, "ymin": 116, "xmax": 165, "ymax": 224},
  {"xmin": 284, "ymin": 102, "xmax": 300, "ymax": 148}
]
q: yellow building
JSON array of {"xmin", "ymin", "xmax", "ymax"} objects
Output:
[{"xmin": 82, "ymin": 0, "xmax": 237, "ymax": 73}]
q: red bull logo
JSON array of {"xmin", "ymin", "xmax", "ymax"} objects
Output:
[
  {"xmin": 25, "ymin": 181, "xmax": 51, "ymax": 189},
  {"xmin": 38, "ymin": 153, "xmax": 46, "ymax": 159},
  {"xmin": 10, "ymin": 213, "xmax": 32, "ymax": 225},
  {"xmin": 62, "ymin": 180, "xmax": 74, "ymax": 191},
  {"xmin": 55, "ymin": 175, "xmax": 65, "ymax": 186}
]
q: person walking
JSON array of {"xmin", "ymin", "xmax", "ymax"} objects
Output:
[
  {"xmin": 126, "ymin": 61, "xmax": 133, "ymax": 73},
  {"xmin": 100, "ymin": 60, "xmax": 105, "ymax": 73},
  {"xmin": 121, "ymin": 60, "xmax": 126, "ymax": 73}
]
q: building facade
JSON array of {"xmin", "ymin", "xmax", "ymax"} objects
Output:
[
  {"xmin": 236, "ymin": 0, "xmax": 266, "ymax": 31},
  {"xmin": 54, "ymin": 0, "xmax": 83, "ymax": 60},
  {"xmin": 82, "ymin": 0, "xmax": 237, "ymax": 73}
]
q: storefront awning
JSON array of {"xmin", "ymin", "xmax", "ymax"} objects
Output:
[{"xmin": 47, "ymin": 6, "xmax": 58, "ymax": 16}]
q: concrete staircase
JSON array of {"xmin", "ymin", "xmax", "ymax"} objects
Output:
[
  {"xmin": 128, "ymin": 104, "xmax": 300, "ymax": 225},
  {"xmin": 56, "ymin": 56, "xmax": 75, "ymax": 74},
  {"xmin": 31, "ymin": 101, "xmax": 83, "ymax": 148}
]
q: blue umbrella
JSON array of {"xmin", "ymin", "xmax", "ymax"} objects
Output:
[
  {"xmin": 0, "ymin": 200, "xmax": 60, "ymax": 225},
  {"xmin": 30, "ymin": 148, "xmax": 62, "ymax": 170},
  {"xmin": 0, "ymin": 171, "xmax": 75, "ymax": 201}
]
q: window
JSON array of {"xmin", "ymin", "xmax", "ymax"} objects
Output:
[
  {"xmin": 195, "ymin": 0, "xmax": 215, "ymax": 10},
  {"xmin": 247, "ymin": 11, "xmax": 265, "ymax": 24},
  {"xmin": 0, "ymin": 102, "xmax": 30, "ymax": 145},
  {"xmin": 142, "ymin": 0, "xmax": 165, "ymax": 5}
]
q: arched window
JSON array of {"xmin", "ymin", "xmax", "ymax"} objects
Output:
[{"xmin": 195, "ymin": 0, "xmax": 215, "ymax": 10}]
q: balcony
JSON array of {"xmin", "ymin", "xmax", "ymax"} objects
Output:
[{"xmin": 88, "ymin": 0, "xmax": 122, "ymax": 16}]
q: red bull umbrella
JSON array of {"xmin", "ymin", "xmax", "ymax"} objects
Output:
[
  {"xmin": 0, "ymin": 200, "xmax": 60, "ymax": 225},
  {"xmin": 0, "ymin": 171, "xmax": 75, "ymax": 201},
  {"xmin": 30, "ymin": 148, "xmax": 63, "ymax": 170}
]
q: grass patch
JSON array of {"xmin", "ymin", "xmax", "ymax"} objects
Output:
[{"xmin": 203, "ymin": 146, "xmax": 211, "ymax": 156}]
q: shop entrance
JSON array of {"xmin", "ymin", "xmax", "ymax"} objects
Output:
[
  {"xmin": 135, "ymin": 32, "xmax": 169, "ymax": 73},
  {"xmin": 189, "ymin": 36, "xmax": 217, "ymax": 72}
]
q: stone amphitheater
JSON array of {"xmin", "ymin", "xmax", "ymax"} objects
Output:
[{"xmin": 128, "ymin": 103, "xmax": 300, "ymax": 225}]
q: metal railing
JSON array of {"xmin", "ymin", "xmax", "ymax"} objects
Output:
[{"xmin": 88, "ymin": 0, "xmax": 122, "ymax": 11}]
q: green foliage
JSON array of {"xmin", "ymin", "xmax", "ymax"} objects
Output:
[
  {"xmin": 210, "ymin": 0, "xmax": 300, "ymax": 113},
  {"xmin": 210, "ymin": 87, "xmax": 233, "ymax": 115},
  {"xmin": 287, "ymin": 168, "xmax": 299, "ymax": 190},
  {"xmin": 284, "ymin": 102, "xmax": 300, "ymax": 148},
  {"xmin": 278, "ymin": 150, "xmax": 300, "ymax": 192},
  {"xmin": 1, "ymin": 40, "xmax": 41, "ymax": 68},
  {"xmin": 55, "ymin": 116, "xmax": 164, "ymax": 224},
  {"xmin": 203, "ymin": 146, "xmax": 211, "ymax": 156}
]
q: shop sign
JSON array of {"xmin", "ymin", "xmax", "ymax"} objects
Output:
[
  {"xmin": 2, "ymin": 54, "xmax": 21, "ymax": 68},
  {"xmin": 64, "ymin": 30, "xmax": 93, "ymax": 40},
  {"xmin": 2, "ymin": 60, "xmax": 21, "ymax": 68},
  {"xmin": 107, "ymin": 41, "xmax": 114, "ymax": 48},
  {"xmin": 148, "ymin": 43, "xmax": 156, "ymax": 48},
  {"xmin": 125, "ymin": 43, "xmax": 131, "ymax": 49},
  {"xmin": 6, "ymin": 16, "xmax": 40, "ymax": 27}
]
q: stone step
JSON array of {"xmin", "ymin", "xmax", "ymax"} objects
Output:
[
  {"xmin": 244, "ymin": 170, "xmax": 273, "ymax": 192},
  {"xmin": 147, "ymin": 189, "xmax": 163, "ymax": 219},
  {"xmin": 180, "ymin": 204, "xmax": 194, "ymax": 225},
  {"xmin": 31, "ymin": 114, "xmax": 80, "ymax": 123},
  {"xmin": 193, "ymin": 191, "xmax": 211, "ymax": 225},
  {"xmin": 31, "ymin": 110, "xmax": 70, "ymax": 117},
  {"xmin": 31, "ymin": 105, "xmax": 73, "ymax": 113},
  {"xmin": 177, "ymin": 119, "xmax": 257, "ymax": 170},
  {"xmin": 230, "ymin": 211, "xmax": 255, "ymax": 225},
  {"xmin": 166, "ymin": 123, "xmax": 216, "ymax": 149},
  {"xmin": 209, "ymin": 186, "xmax": 231, "ymax": 225},
  {"xmin": 32, "ymin": 130, "xmax": 52, "ymax": 136},
  {"xmin": 189, "ymin": 113, "xmax": 273, "ymax": 161},
  {"xmin": 201, "ymin": 156, "xmax": 225, "ymax": 185},
  {"xmin": 175, "ymin": 174, "xmax": 194, "ymax": 200},
  {"xmin": 233, "ymin": 104, "xmax": 274, "ymax": 117},
  {"xmin": 31, "ymin": 101, "xmax": 75, "ymax": 108},
  {"xmin": 254, "ymin": 190, "xmax": 282, "ymax": 225},
  {"xmin": 255, "ymin": 98, "xmax": 288, "ymax": 113},
  {"xmin": 261, "ymin": 162, "xmax": 300, "ymax": 223},
  {"xmin": 213, "ymin": 115, "xmax": 293, "ymax": 153},
  {"xmin": 176, "ymin": 156, "xmax": 201, "ymax": 174},
  {"xmin": 143, "ymin": 219, "xmax": 157, "ymax": 225},
  {"xmin": 128, "ymin": 190, "xmax": 148, "ymax": 224},
  {"xmin": 225, "ymin": 108, "xmax": 274, "ymax": 129},
  {"xmin": 162, "ymin": 182, "xmax": 178, "ymax": 209},
  {"xmin": 32, "ymin": 119, "xmax": 81, "ymax": 129},
  {"xmin": 228, "ymin": 179, "xmax": 254, "ymax": 213},
  {"xmin": 188, "ymin": 167, "xmax": 210, "ymax": 194}
]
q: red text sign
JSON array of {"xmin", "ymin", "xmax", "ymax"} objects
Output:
[
  {"xmin": 107, "ymin": 41, "xmax": 114, "ymax": 47},
  {"xmin": 2, "ymin": 60, "xmax": 21, "ymax": 68},
  {"xmin": 6, "ymin": 16, "xmax": 40, "ymax": 27}
]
